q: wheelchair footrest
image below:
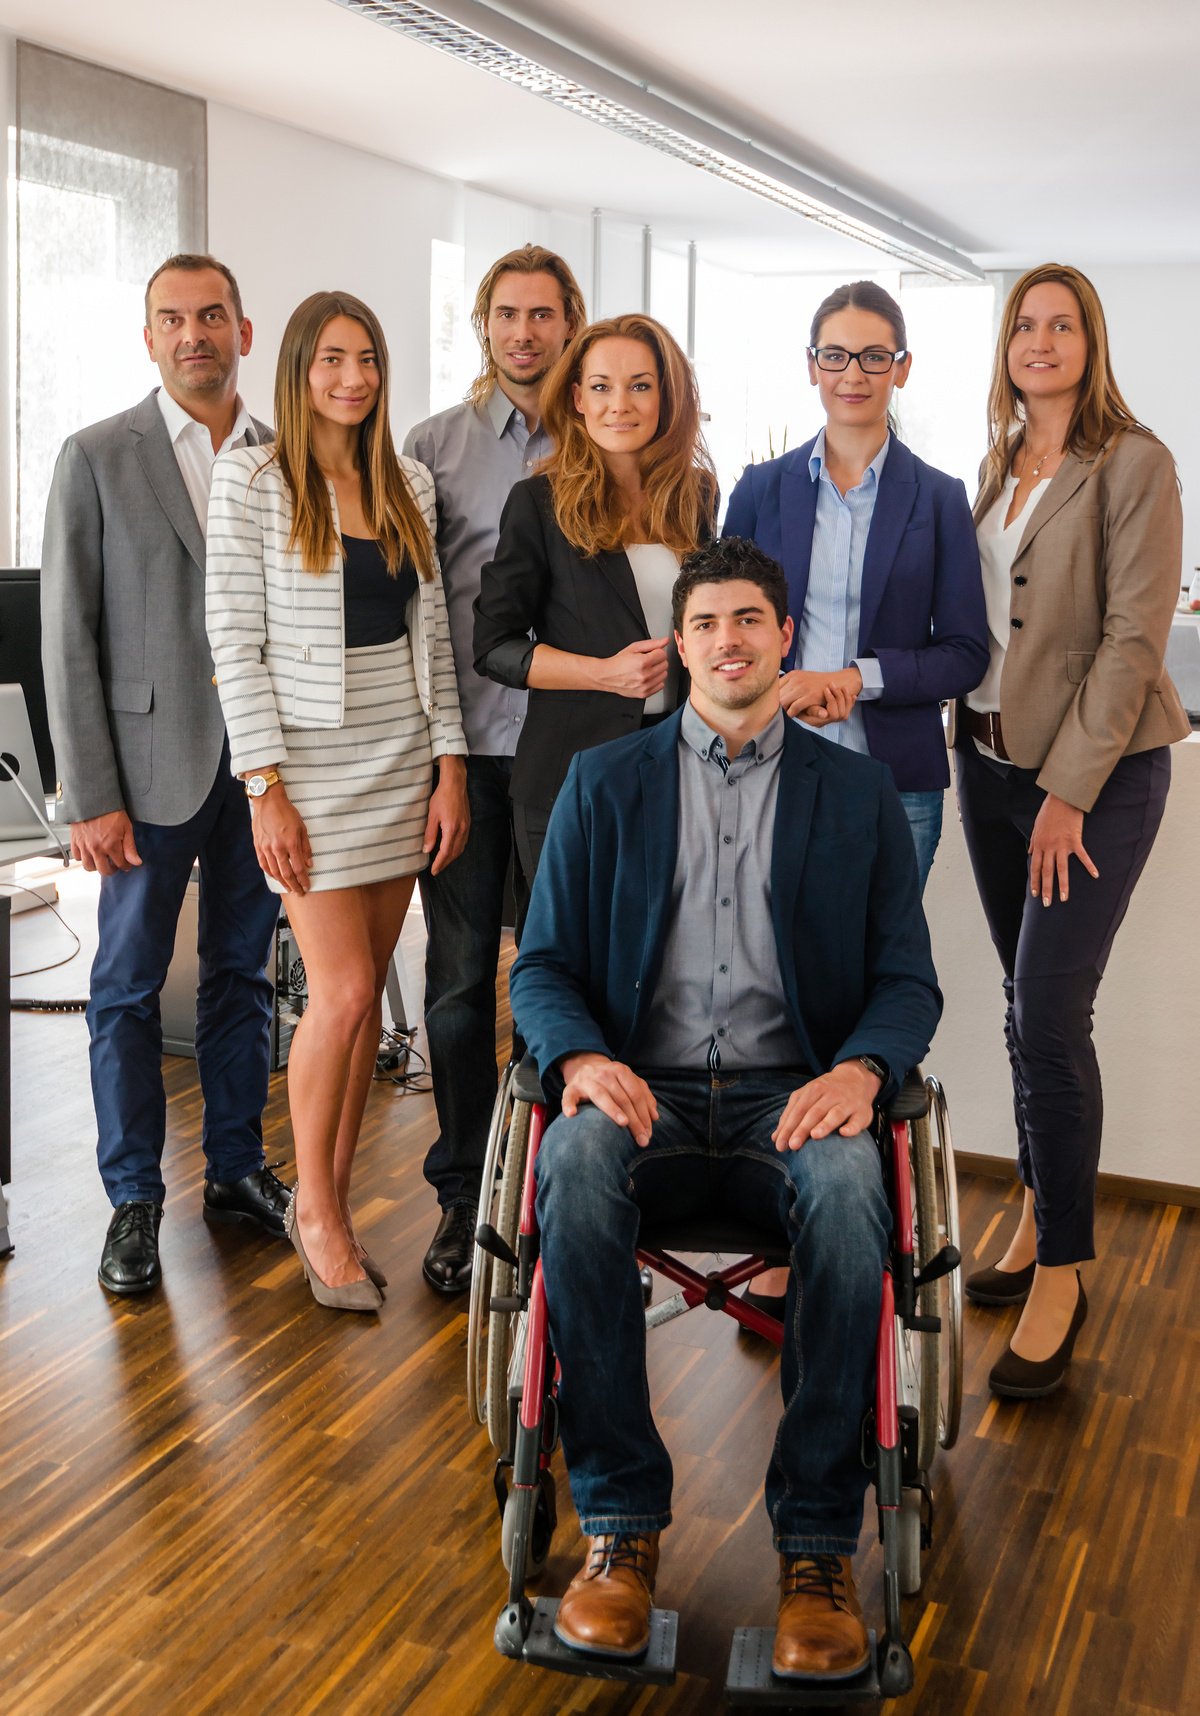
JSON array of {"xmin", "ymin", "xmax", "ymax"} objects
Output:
[
  {"xmin": 518, "ymin": 1598, "xmax": 677, "ymax": 1684},
  {"xmin": 725, "ymin": 1627, "xmax": 881, "ymax": 1706}
]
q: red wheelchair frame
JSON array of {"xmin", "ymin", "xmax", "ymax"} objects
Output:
[{"xmin": 478, "ymin": 1063, "xmax": 961, "ymax": 1701}]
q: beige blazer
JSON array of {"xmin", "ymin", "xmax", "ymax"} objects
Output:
[{"xmin": 972, "ymin": 430, "xmax": 1189, "ymax": 811}]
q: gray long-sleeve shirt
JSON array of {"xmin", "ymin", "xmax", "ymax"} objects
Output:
[
  {"xmin": 403, "ymin": 388, "xmax": 551, "ymax": 756},
  {"xmin": 632, "ymin": 703, "xmax": 807, "ymax": 1073}
]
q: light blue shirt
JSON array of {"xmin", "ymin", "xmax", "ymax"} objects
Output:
[
  {"xmin": 798, "ymin": 427, "xmax": 886, "ymax": 756},
  {"xmin": 404, "ymin": 387, "xmax": 551, "ymax": 756}
]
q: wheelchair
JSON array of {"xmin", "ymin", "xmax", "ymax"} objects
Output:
[{"xmin": 466, "ymin": 1058, "xmax": 963, "ymax": 1702}]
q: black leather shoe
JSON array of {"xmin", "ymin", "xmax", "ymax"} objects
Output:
[
  {"xmin": 989, "ymin": 1273, "xmax": 1087, "ymax": 1398},
  {"xmin": 422, "ymin": 1204, "xmax": 474, "ymax": 1294},
  {"xmin": 737, "ymin": 1282, "xmax": 788, "ymax": 1337},
  {"xmin": 965, "ymin": 1257, "xmax": 1035, "ymax": 1306},
  {"xmin": 99, "ymin": 1201, "xmax": 163, "ymax": 1295},
  {"xmin": 203, "ymin": 1165, "xmax": 293, "ymax": 1239}
]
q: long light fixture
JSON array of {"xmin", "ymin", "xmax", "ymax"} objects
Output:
[{"xmin": 329, "ymin": 0, "xmax": 984, "ymax": 282}]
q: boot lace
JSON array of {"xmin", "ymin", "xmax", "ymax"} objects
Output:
[
  {"xmin": 781, "ymin": 1553, "xmax": 849, "ymax": 1609},
  {"xmin": 589, "ymin": 1534, "xmax": 654, "ymax": 1581}
]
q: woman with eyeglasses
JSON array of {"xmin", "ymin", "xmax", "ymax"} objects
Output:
[
  {"xmin": 725, "ymin": 279, "xmax": 987, "ymax": 890},
  {"xmin": 724, "ymin": 279, "xmax": 986, "ymax": 1322},
  {"xmin": 956, "ymin": 264, "xmax": 1187, "ymax": 1398},
  {"xmin": 473, "ymin": 312, "xmax": 717, "ymax": 881}
]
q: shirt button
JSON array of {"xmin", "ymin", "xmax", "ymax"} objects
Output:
[
  {"xmin": 721, "ymin": 896, "xmax": 731, "ymax": 906},
  {"xmin": 1011, "ymin": 618, "xmax": 1023, "ymax": 630},
  {"xmin": 723, "ymin": 835, "xmax": 732, "ymax": 844},
  {"xmin": 717, "ymin": 1027, "xmax": 726, "ymax": 1037},
  {"xmin": 718, "ymin": 963, "xmax": 728, "ymax": 973}
]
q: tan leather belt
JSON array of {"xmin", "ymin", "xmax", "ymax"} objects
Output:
[{"xmin": 960, "ymin": 704, "xmax": 1010, "ymax": 762}]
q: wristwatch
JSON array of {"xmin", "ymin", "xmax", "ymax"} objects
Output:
[
  {"xmin": 244, "ymin": 770, "xmax": 281, "ymax": 799},
  {"xmin": 857, "ymin": 1054, "xmax": 889, "ymax": 1086}
]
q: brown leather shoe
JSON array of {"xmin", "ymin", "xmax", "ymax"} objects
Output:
[
  {"xmin": 553, "ymin": 1533, "xmax": 659, "ymax": 1659},
  {"xmin": 773, "ymin": 1553, "xmax": 870, "ymax": 1681}
]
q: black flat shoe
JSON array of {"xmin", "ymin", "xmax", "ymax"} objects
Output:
[
  {"xmin": 203, "ymin": 1165, "xmax": 293, "ymax": 1238},
  {"xmin": 965, "ymin": 1257, "xmax": 1035, "ymax": 1306},
  {"xmin": 99, "ymin": 1201, "xmax": 163, "ymax": 1295},
  {"xmin": 989, "ymin": 1273, "xmax": 1087, "ymax": 1399},
  {"xmin": 422, "ymin": 1204, "xmax": 474, "ymax": 1294},
  {"xmin": 737, "ymin": 1282, "xmax": 788, "ymax": 1337}
]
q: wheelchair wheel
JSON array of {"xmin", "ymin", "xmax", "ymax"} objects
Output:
[
  {"xmin": 500, "ymin": 1468, "xmax": 557, "ymax": 1579},
  {"xmin": 485, "ymin": 1096, "xmax": 533, "ymax": 1452},
  {"xmin": 467, "ymin": 1060, "xmax": 517, "ymax": 1429},
  {"xmin": 899, "ymin": 1107, "xmax": 941, "ymax": 1472},
  {"xmin": 926, "ymin": 1076, "xmax": 963, "ymax": 1452}
]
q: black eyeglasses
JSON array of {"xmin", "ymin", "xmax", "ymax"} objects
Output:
[{"xmin": 808, "ymin": 346, "xmax": 909, "ymax": 373}]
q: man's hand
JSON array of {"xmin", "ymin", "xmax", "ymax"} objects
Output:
[
  {"xmin": 780, "ymin": 665, "xmax": 862, "ymax": 726},
  {"xmin": 423, "ymin": 757, "xmax": 470, "ymax": 875},
  {"xmin": 70, "ymin": 811, "xmax": 141, "ymax": 875},
  {"xmin": 594, "ymin": 638, "xmax": 670, "ymax": 700},
  {"xmin": 771, "ymin": 1059, "xmax": 882, "ymax": 1151},
  {"xmin": 249, "ymin": 786, "xmax": 312, "ymax": 894},
  {"xmin": 559, "ymin": 1053, "xmax": 659, "ymax": 1147},
  {"xmin": 1028, "ymin": 792, "xmax": 1097, "ymax": 906}
]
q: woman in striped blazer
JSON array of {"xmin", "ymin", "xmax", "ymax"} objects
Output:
[{"xmin": 206, "ymin": 290, "xmax": 467, "ymax": 1313}]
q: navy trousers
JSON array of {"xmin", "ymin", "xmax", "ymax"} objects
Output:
[
  {"xmin": 954, "ymin": 739, "xmax": 1170, "ymax": 1263},
  {"xmin": 87, "ymin": 755, "xmax": 279, "ymax": 1207}
]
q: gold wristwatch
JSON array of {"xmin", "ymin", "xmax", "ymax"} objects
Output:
[{"xmin": 244, "ymin": 770, "xmax": 281, "ymax": 799}]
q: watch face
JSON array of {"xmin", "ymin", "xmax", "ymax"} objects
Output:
[{"xmin": 247, "ymin": 775, "xmax": 266, "ymax": 797}]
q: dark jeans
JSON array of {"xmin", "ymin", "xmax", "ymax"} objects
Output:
[
  {"xmin": 954, "ymin": 740, "xmax": 1170, "ymax": 1264},
  {"xmin": 897, "ymin": 789, "xmax": 943, "ymax": 895},
  {"xmin": 420, "ymin": 754, "xmax": 530, "ymax": 1209},
  {"xmin": 88, "ymin": 754, "xmax": 279, "ymax": 1207},
  {"xmin": 535, "ymin": 1067, "xmax": 890, "ymax": 1552},
  {"xmin": 512, "ymin": 799, "xmax": 552, "ymax": 890}
]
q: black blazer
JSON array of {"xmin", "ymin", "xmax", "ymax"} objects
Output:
[{"xmin": 473, "ymin": 474, "xmax": 685, "ymax": 813}]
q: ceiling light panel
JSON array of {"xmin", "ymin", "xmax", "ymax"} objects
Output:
[{"xmin": 329, "ymin": 0, "xmax": 983, "ymax": 282}]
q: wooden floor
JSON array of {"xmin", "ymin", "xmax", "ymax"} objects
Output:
[{"xmin": 1, "ymin": 872, "xmax": 1197, "ymax": 1715}]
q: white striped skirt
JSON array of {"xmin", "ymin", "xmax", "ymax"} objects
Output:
[{"xmin": 273, "ymin": 636, "xmax": 433, "ymax": 895}]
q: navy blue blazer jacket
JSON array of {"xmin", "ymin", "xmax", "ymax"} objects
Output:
[
  {"xmin": 510, "ymin": 708, "xmax": 942, "ymax": 1105},
  {"xmin": 723, "ymin": 435, "xmax": 987, "ymax": 792}
]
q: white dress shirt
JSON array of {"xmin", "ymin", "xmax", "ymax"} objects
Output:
[{"xmin": 156, "ymin": 385, "xmax": 255, "ymax": 531}]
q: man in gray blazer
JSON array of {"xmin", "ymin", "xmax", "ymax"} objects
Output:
[{"xmin": 41, "ymin": 253, "xmax": 288, "ymax": 1296}]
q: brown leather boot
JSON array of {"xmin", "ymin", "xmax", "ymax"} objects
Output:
[
  {"xmin": 773, "ymin": 1553, "xmax": 870, "ymax": 1680},
  {"xmin": 553, "ymin": 1533, "xmax": 660, "ymax": 1658}
]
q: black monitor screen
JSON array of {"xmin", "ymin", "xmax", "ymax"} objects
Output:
[{"xmin": 0, "ymin": 568, "xmax": 55, "ymax": 796}]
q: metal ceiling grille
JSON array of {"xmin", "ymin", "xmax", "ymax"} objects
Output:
[{"xmin": 328, "ymin": 0, "xmax": 982, "ymax": 282}]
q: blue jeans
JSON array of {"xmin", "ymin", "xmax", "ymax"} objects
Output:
[
  {"xmin": 535, "ymin": 1067, "xmax": 890, "ymax": 1553},
  {"xmin": 897, "ymin": 789, "xmax": 943, "ymax": 895},
  {"xmin": 88, "ymin": 754, "xmax": 279, "ymax": 1206},
  {"xmin": 420, "ymin": 755, "xmax": 530, "ymax": 1208}
]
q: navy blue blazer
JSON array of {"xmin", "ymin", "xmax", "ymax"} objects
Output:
[
  {"xmin": 723, "ymin": 435, "xmax": 987, "ymax": 792},
  {"xmin": 510, "ymin": 708, "xmax": 942, "ymax": 1105}
]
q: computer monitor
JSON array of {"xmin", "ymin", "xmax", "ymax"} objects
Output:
[{"xmin": 0, "ymin": 568, "xmax": 55, "ymax": 796}]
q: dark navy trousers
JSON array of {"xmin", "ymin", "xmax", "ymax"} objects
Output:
[
  {"xmin": 954, "ymin": 739, "xmax": 1170, "ymax": 1264},
  {"xmin": 87, "ymin": 754, "xmax": 279, "ymax": 1207}
]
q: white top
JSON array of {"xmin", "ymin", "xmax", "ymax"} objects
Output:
[
  {"xmin": 156, "ymin": 385, "xmax": 255, "ymax": 530},
  {"xmin": 626, "ymin": 542, "xmax": 681, "ymax": 715},
  {"xmin": 967, "ymin": 473, "xmax": 1049, "ymax": 715}
]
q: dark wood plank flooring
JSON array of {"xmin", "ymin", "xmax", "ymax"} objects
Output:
[{"xmin": 1, "ymin": 874, "xmax": 1196, "ymax": 1714}]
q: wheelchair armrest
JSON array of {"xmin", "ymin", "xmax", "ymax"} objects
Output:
[
  {"xmin": 513, "ymin": 1056, "xmax": 547, "ymax": 1107},
  {"xmin": 882, "ymin": 1069, "xmax": 929, "ymax": 1123}
]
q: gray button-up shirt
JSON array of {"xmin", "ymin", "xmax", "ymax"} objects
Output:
[
  {"xmin": 632, "ymin": 703, "xmax": 806, "ymax": 1072},
  {"xmin": 404, "ymin": 388, "xmax": 551, "ymax": 755}
]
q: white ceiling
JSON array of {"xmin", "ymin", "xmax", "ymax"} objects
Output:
[{"xmin": 0, "ymin": 0, "xmax": 1196, "ymax": 274}]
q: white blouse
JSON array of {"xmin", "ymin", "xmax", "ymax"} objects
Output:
[
  {"xmin": 626, "ymin": 542, "xmax": 681, "ymax": 715},
  {"xmin": 967, "ymin": 473, "xmax": 1049, "ymax": 716}
]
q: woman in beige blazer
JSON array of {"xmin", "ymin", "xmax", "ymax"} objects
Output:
[{"xmin": 955, "ymin": 263, "xmax": 1188, "ymax": 1399}]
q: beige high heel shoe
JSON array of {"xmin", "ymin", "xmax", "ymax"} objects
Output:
[{"xmin": 285, "ymin": 1195, "xmax": 382, "ymax": 1313}]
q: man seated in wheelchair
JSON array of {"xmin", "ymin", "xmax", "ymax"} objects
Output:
[{"xmin": 508, "ymin": 535, "xmax": 942, "ymax": 1681}]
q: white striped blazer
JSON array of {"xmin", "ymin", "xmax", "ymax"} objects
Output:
[{"xmin": 205, "ymin": 446, "xmax": 467, "ymax": 776}]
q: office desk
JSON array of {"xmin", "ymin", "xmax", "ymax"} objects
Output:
[{"xmin": 0, "ymin": 834, "xmax": 64, "ymax": 1255}]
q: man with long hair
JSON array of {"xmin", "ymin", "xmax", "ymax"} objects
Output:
[
  {"xmin": 41, "ymin": 254, "xmax": 288, "ymax": 1296},
  {"xmin": 403, "ymin": 244, "xmax": 584, "ymax": 1294}
]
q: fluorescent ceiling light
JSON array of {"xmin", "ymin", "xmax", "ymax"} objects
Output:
[{"xmin": 329, "ymin": 0, "xmax": 984, "ymax": 282}]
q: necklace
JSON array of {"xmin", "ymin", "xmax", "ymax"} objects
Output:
[{"xmin": 1025, "ymin": 444, "xmax": 1060, "ymax": 480}]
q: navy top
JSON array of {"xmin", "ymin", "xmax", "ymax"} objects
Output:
[{"xmin": 341, "ymin": 534, "xmax": 417, "ymax": 647}]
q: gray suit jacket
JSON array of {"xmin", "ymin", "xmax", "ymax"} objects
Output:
[{"xmin": 41, "ymin": 389, "xmax": 271, "ymax": 826}]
